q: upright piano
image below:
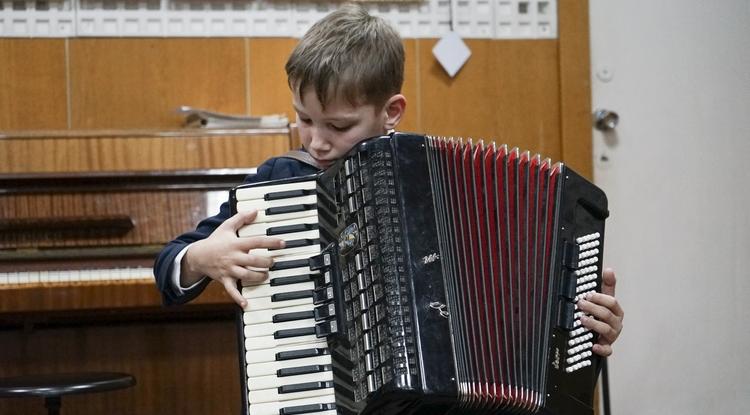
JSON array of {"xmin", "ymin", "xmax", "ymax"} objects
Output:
[{"xmin": 0, "ymin": 128, "xmax": 292, "ymax": 415}]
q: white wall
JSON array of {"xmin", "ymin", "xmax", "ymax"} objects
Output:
[{"xmin": 590, "ymin": 1, "xmax": 750, "ymax": 414}]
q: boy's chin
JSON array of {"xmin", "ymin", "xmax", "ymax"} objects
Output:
[{"xmin": 315, "ymin": 159, "xmax": 333, "ymax": 169}]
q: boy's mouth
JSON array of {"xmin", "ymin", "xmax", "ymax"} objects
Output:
[{"xmin": 315, "ymin": 158, "xmax": 333, "ymax": 168}]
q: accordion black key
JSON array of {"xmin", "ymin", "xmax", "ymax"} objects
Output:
[{"xmin": 232, "ymin": 132, "xmax": 609, "ymax": 415}]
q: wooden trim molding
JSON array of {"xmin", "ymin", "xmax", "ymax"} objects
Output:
[{"xmin": 558, "ymin": 0, "xmax": 594, "ymax": 179}]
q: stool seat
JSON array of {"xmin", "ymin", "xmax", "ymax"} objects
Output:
[{"xmin": 0, "ymin": 372, "xmax": 135, "ymax": 415}]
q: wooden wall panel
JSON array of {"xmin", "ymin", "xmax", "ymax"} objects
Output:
[
  {"xmin": 418, "ymin": 38, "xmax": 562, "ymax": 161},
  {"xmin": 68, "ymin": 39, "xmax": 247, "ymax": 130},
  {"xmin": 247, "ymin": 38, "xmax": 297, "ymax": 119},
  {"xmin": 491, "ymin": 40, "xmax": 562, "ymax": 159},
  {"xmin": 398, "ymin": 39, "xmax": 420, "ymax": 133},
  {"xmin": 0, "ymin": 132, "xmax": 290, "ymax": 173},
  {"xmin": 0, "ymin": 39, "xmax": 68, "ymax": 131},
  {"xmin": 418, "ymin": 39, "xmax": 496, "ymax": 139},
  {"xmin": 559, "ymin": 0, "xmax": 594, "ymax": 178},
  {"xmin": 0, "ymin": 318, "xmax": 240, "ymax": 415}
]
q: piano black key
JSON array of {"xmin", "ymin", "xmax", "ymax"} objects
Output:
[
  {"xmin": 277, "ymin": 364, "xmax": 332, "ymax": 377},
  {"xmin": 309, "ymin": 252, "xmax": 331, "ymax": 271},
  {"xmin": 269, "ymin": 238, "xmax": 320, "ymax": 251},
  {"xmin": 278, "ymin": 381, "xmax": 334, "ymax": 394},
  {"xmin": 315, "ymin": 320, "xmax": 338, "ymax": 337},
  {"xmin": 314, "ymin": 303, "xmax": 336, "ymax": 320},
  {"xmin": 266, "ymin": 204, "xmax": 316, "ymax": 216},
  {"xmin": 265, "ymin": 189, "xmax": 315, "ymax": 201},
  {"xmin": 266, "ymin": 223, "xmax": 318, "ymax": 236},
  {"xmin": 280, "ymin": 402, "xmax": 336, "ymax": 415},
  {"xmin": 276, "ymin": 347, "xmax": 329, "ymax": 361},
  {"xmin": 270, "ymin": 274, "xmax": 316, "ymax": 286},
  {"xmin": 312, "ymin": 286, "xmax": 334, "ymax": 304},
  {"xmin": 273, "ymin": 310, "xmax": 315, "ymax": 323},
  {"xmin": 271, "ymin": 258, "xmax": 311, "ymax": 271},
  {"xmin": 274, "ymin": 326, "xmax": 316, "ymax": 339},
  {"xmin": 271, "ymin": 290, "xmax": 313, "ymax": 302}
]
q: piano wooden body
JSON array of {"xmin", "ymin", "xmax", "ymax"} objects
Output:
[{"xmin": 0, "ymin": 129, "xmax": 293, "ymax": 415}]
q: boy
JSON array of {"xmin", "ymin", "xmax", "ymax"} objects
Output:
[{"xmin": 153, "ymin": 4, "xmax": 622, "ymax": 357}]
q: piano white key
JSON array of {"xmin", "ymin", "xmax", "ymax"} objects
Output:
[
  {"xmin": 252, "ymin": 244, "xmax": 320, "ymax": 259},
  {"xmin": 246, "ymin": 354, "xmax": 332, "ymax": 377},
  {"xmin": 7, "ymin": 272, "xmax": 19, "ymax": 284},
  {"xmin": 245, "ymin": 333, "xmax": 320, "ymax": 351},
  {"xmin": 237, "ymin": 195, "xmax": 317, "ymax": 213},
  {"xmin": 253, "ymin": 208, "xmax": 318, "ymax": 224},
  {"xmin": 238, "ymin": 216, "xmax": 318, "ymax": 238},
  {"xmin": 264, "ymin": 229, "xmax": 320, "ymax": 242},
  {"xmin": 235, "ymin": 180, "xmax": 317, "ymax": 202},
  {"xmin": 245, "ymin": 341, "xmax": 328, "ymax": 364},
  {"xmin": 242, "ymin": 281, "xmax": 315, "ymax": 299},
  {"xmin": 0, "ymin": 267, "xmax": 154, "ymax": 285},
  {"xmin": 116, "ymin": 269, "xmax": 127, "ymax": 280},
  {"xmin": 243, "ymin": 251, "xmax": 319, "ymax": 279},
  {"xmin": 248, "ymin": 394, "xmax": 335, "ymax": 415},
  {"xmin": 266, "ymin": 266, "xmax": 319, "ymax": 281},
  {"xmin": 247, "ymin": 371, "xmax": 333, "ymax": 391},
  {"xmin": 248, "ymin": 384, "xmax": 333, "ymax": 404},
  {"xmin": 244, "ymin": 296, "xmax": 313, "ymax": 312},
  {"xmin": 244, "ymin": 304, "xmax": 316, "ymax": 325},
  {"xmin": 244, "ymin": 318, "xmax": 317, "ymax": 338},
  {"xmin": 271, "ymin": 252, "xmax": 318, "ymax": 264}
]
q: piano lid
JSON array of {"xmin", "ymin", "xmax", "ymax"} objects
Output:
[{"xmin": 0, "ymin": 169, "xmax": 254, "ymax": 252}]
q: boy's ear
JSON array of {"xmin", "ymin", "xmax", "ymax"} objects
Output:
[{"xmin": 382, "ymin": 94, "xmax": 407, "ymax": 130}]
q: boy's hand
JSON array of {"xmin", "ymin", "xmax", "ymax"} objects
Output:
[
  {"xmin": 183, "ymin": 210, "xmax": 285, "ymax": 307},
  {"xmin": 576, "ymin": 267, "xmax": 624, "ymax": 357}
]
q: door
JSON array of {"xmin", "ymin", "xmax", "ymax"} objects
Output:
[{"xmin": 589, "ymin": 1, "xmax": 750, "ymax": 414}]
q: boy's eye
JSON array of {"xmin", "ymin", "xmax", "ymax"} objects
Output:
[{"xmin": 299, "ymin": 117, "xmax": 312, "ymax": 125}]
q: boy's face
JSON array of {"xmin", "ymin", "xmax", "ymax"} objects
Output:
[{"xmin": 293, "ymin": 87, "xmax": 399, "ymax": 169}]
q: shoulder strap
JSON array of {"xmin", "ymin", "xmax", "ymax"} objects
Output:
[{"xmin": 280, "ymin": 150, "xmax": 321, "ymax": 170}]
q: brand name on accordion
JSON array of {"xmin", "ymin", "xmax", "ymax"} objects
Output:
[
  {"xmin": 429, "ymin": 301, "xmax": 450, "ymax": 318},
  {"xmin": 552, "ymin": 347, "xmax": 561, "ymax": 370},
  {"xmin": 422, "ymin": 253, "xmax": 440, "ymax": 265}
]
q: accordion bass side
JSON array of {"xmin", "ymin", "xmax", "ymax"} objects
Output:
[{"xmin": 231, "ymin": 132, "xmax": 609, "ymax": 415}]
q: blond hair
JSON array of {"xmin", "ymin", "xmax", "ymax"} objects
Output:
[{"xmin": 285, "ymin": 4, "xmax": 404, "ymax": 109}]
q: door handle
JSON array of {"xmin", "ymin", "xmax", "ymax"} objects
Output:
[{"xmin": 593, "ymin": 109, "xmax": 619, "ymax": 131}]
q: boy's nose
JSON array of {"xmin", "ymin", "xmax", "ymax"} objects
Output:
[{"xmin": 308, "ymin": 128, "xmax": 332, "ymax": 152}]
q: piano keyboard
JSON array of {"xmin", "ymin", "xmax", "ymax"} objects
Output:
[
  {"xmin": 0, "ymin": 267, "xmax": 153, "ymax": 285},
  {"xmin": 236, "ymin": 177, "xmax": 338, "ymax": 415}
]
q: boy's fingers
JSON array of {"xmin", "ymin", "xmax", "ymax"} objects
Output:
[
  {"xmin": 235, "ymin": 254, "xmax": 275, "ymax": 270},
  {"xmin": 234, "ymin": 266, "xmax": 269, "ymax": 283},
  {"xmin": 580, "ymin": 315, "xmax": 620, "ymax": 344},
  {"xmin": 578, "ymin": 293, "xmax": 623, "ymax": 344},
  {"xmin": 592, "ymin": 343, "xmax": 613, "ymax": 357},
  {"xmin": 220, "ymin": 210, "xmax": 259, "ymax": 232},
  {"xmin": 577, "ymin": 300, "xmax": 617, "ymax": 331},
  {"xmin": 601, "ymin": 267, "xmax": 617, "ymax": 297},
  {"xmin": 584, "ymin": 292, "xmax": 624, "ymax": 321},
  {"xmin": 220, "ymin": 277, "xmax": 247, "ymax": 308},
  {"xmin": 237, "ymin": 236, "xmax": 286, "ymax": 251}
]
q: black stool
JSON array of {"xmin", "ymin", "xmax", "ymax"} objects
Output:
[{"xmin": 0, "ymin": 372, "xmax": 135, "ymax": 415}]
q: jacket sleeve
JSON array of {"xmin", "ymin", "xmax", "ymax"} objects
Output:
[{"xmin": 152, "ymin": 156, "xmax": 319, "ymax": 306}]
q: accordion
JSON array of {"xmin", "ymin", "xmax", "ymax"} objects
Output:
[{"xmin": 231, "ymin": 132, "xmax": 609, "ymax": 415}]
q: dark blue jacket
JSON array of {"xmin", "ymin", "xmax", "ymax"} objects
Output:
[{"xmin": 153, "ymin": 156, "xmax": 320, "ymax": 306}]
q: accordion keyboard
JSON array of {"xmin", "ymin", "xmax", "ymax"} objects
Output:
[{"xmin": 235, "ymin": 179, "xmax": 337, "ymax": 415}]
